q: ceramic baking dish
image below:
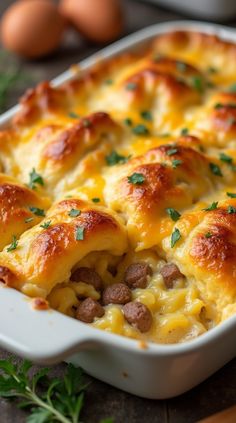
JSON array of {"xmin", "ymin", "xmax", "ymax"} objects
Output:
[{"xmin": 1, "ymin": 21, "xmax": 236, "ymax": 400}]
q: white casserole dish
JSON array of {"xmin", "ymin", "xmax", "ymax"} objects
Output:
[{"xmin": 1, "ymin": 21, "xmax": 236, "ymax": 400}]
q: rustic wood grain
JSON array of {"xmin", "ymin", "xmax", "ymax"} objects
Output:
[{"xmin": 0, "ymin": 1, "xmax": 236, "ymax": 422}]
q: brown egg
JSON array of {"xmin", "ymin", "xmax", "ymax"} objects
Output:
[
  {"xmin": 59, "ymin": 0, "xmax": 124, "ymax": 44},
  {"xmin": 0, "ymin": 0, "xmax": 65, "ymax": 59}
]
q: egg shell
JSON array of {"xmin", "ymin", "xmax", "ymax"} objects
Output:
[
  {"xmin": 0, "ymin": 0, "xmax": 65, "ymax": 59},
  {"xmin": 59, "ymin": 0, "xmax": 124, "ymax": 44}
]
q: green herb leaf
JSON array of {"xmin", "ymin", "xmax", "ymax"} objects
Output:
[
  {"xmin": 83, "ymin": 118, "xmax": 91, "ymax": 128},
  {"xmin": 167, "ymin": 147, "xmax": 178, "ymax": 156},
  {"xmin": 92, "ymin": 198, "xmax": 100, "ymax": 203},
  {"xmin": 25, "ymin": 217, "xmax": 34, "ymax": 223},
  {"xmin": 76, "ymin": 227, "xmax": 85, "ymax": 241},
  {"xmin": 104, "ymin": 79, "xmax": 113, "ymax": 85},
  {"xmin": 228, "ymin": 83, "xmax": 236, "ymax": 93},
  {"xmin": 227, "ymin": 192, "xmax": 236, "ymax": 198},
  {"xmin": 180, "ymin": 128, "xmax": 189, "ymax": 135},
  {"xmin": 159, "ymin": 133, "xmax": 170, "ymax": 138},
  {"xmin": 205, "ymin": 232, "xmax": 212, "ymax": 238},
  {"xmin": 219, "ymin": 152, "xmax": 233, "ymax": 164},
  {"xmin": 171, "ymin": 228, "xmax": 181, "ymax": 248},
  {"xmin": 227, "ymin": 205, "xmax": 236, "ymax": 214},
  {"xmin": 140, "ymin": 110, "xmax": 152, "ymax": 121},
  {"xmin": 28, "ymin": 168, "xmax": 44, "ymax": 190},
  {"xmin": 209, "ymin": 162, "xmax": 223, "ymax": 177},
  {"xmin": 7, "ymin": 235, "xmax": 18, "ymax": 252},
  {"xmin": 68, "ymin": 209, "xmax": 81, "ymax": 217},
  {"xmin": 125, "ymin": 82, "xmax": 137, "ymax": 91},
  {"xmin": 106, "ymin": 150, "xmax": 129, "ymax": 166},
  {"xmin": 124, "ymin": 117, "xmax": 133, "ymax": 127},
  {"xmin": 176, "ymin": 61, "xmax": 187, "ymax": 72},
  {"xmin": 132, "ymin": 124, "xmax": 150, "ymax": 136},
  {"xmin": 40, "ymin": 220, "xmax": 51, "ymax": 229},
  {"xmin": 191, "ymin": 76, "xmax": 204, "ymax": 93},
  {"xmin": 29, "ymin": 207, "xmax": 45, "ymax": 217},
  {"xmin": 127, "ymin": 172, "xmax": 145, "ymax": 185},
  {"xmin": 26, "ymin": 408, "xmax": 52, "ymax": 423},
  {"xmin": 202, "ymin": 201, "xmax": 218, "ymax": 211},
  {"xmin": 166, "ymin": 208, "xmax": 181, "ymax": 222},
  {"xmin": 172, "ymin": 159, "xmax": 182, "ymax": 168},
  {"xmin": 207, "ymin": 66, "xmax": 217, "ymax": 74},
  {"xmin": 68, "ymin": 111, "xmax": 80, "ymax": 119},
  {"xmin": 214, "ymin": 103, "xmax": 223, "ymax": 109}
]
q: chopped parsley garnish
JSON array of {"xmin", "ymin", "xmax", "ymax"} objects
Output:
[
  {"xmin": 202, "ymin": 201, "xmax": 218, "ymax": 211},
  {"xmin": 76, "ymin": 226, "xmax": 85, "ymax": 241},
  {"xmin": 40, "ymin": 220, "xmax": 51, "ymax": 229},
  {"xmin": 125, "ymin": 82, "xmax": 137, "ymax": 91},
  {"xmin": 104, "ymin": 78, "xmax": 113, "ymax": 85},
  {"xmin": 124, "ymin": 117, "xmax": 133, "ymax": 127},
  {"xmin": 83, "ymin": 118, "xmax": 91, "ymax": 128},
  {"xmin": 172, "ymin": 159, "xmax": 182, "ymax": 168},
  {"xmin": 207, "ymin": 66, "xmax": 217, "ymax": 74},
  {"xmin": 214, "ymin": 103, "xmax": 223, "ymax": 109},
  {"xmin": 209, "ymin": 162, "xmax": 223, "ymax": 177},
  {"xmin": 7, "ymin": 235, "xmax": 18, "ymax": 252},
  {"xmin": 171, "ymin": 228, "xmax": 181, "ymax": 248},
  {"xmin": 166, "ymin": 208, "xmax": 181, "ymax": 222},
  {"xmin": 176, "ymin": 61, "xmax": 187, "ymax": 72},
  {"xmin": 25, "ymin": 217, "xmax": 34, "ymax": 223},
  {"xmin": 227, "ymin": 205, "xmax": 236, "ymax": 214},
  {"xmin": 106, "ymin": 150, "xmax": 129, "ymax": 166},
  {"xmin": 68, "ymin": 209, "xmax": 81, "ymax": 217},
  {"xmin": 159, "ymin": 133, "xmax": 170, "ymax": 138},
  {"xmin": 167, "ymin": 147, "xmax": 178, "ymax": 156},
  {"xmin": 191, "ymin": 76, "xmax": 204, "ymax": 93},
  {"xmin": 205, "ymin": 232, "xmax": 212, "ymax": 238},
  {"xmin": 92, "ymin": 197, "xmax": 100, "ymax": 203},
  {"xmin": 127, "ymin": 172, "xmax": 145, "ymax": 185},
  {"xmin": 28, "ymin": 168, "xmax": 44, "ymax": 190},
  {"xmin": 219, "ymin": 152, "xmax": 233, "ymax": 164},
  {"xmin": 228, "ymin": 83, "xmax": 236, "ymax": 93},
  {"xmin": 140, "ymin": 110, "xmax": 152, "ymax": 121},
  {"xmin": 180, "ymin": 127, "xmax": 189, "ymax": 135},
  {"xmin": 227, "ymin": 192, "xmax": 236, "ymax": 198},
  {"xmin": 29, "ymin": 207, "xmax": 45, "ymax": 217},
  {"xmin": 132, "ymin": 124, "xmax": 150, "ymax": 136},
  {"xmin": 68, "ymin": 111, "xmax": 80, "ymax": 119}
]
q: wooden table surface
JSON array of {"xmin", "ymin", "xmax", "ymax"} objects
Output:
[{"xmin": 1, "ymin": 1, "xmax": 236, "ymax": 422}]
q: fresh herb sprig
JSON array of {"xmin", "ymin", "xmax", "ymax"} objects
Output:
[
  {"xmin": 0, "ymin": 359, "xmax": 88, "ymax": 423},
  {"xmin": 0, "ymin": 359, "xmax": 113, "ymax": 423}
]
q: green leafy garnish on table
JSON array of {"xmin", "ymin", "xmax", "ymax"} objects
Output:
[
  {"xmin": 0, "ymin": 359, "xmax": 113, "ymax": 423},
  {"xmin": 0, "ymin": 360, "xmax": 86, "ymax": 423}
]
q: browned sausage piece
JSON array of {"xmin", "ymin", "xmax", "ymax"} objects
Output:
[
  {"xmin": 76, "ymin": 298, "xmax": 104, "ymax": 323},
  {"xmin": 71, "ymin": 267, "xmax": 103, "ymax": 291},
  {"xmin": 160, "ymin": 263, "xmax": 183, "ymax": 289},
  {"xmin": 123, "ymin": 301, "xmax": 152, "ymax": 333},
  {"xmin": 124, "ymin": 262, "xmax": 153, "ymax": 289},
  {"xmin": 102, "ymin": 283, "xmax": 131, "ymax": 305}
]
